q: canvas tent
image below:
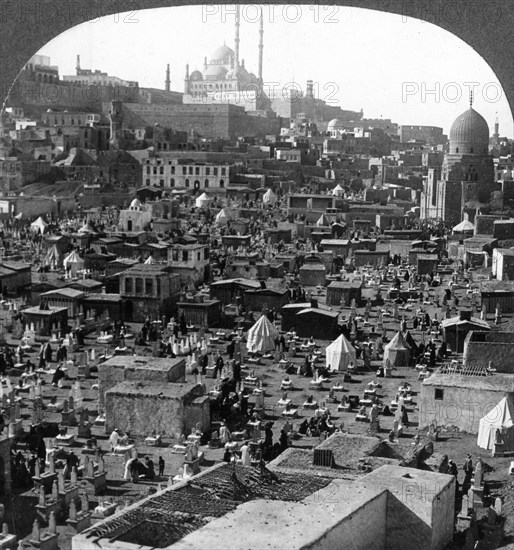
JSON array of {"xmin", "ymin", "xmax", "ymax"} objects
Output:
[
  {"xmin": 144, "ymin": 255, "xmax": 156, "ymax": 265},
  {"xmin": 325, "ymin": 333, "xmax": 356, "ymax": 372},
  {"xmin": 453, "ymin": 219, "xmax": 475, "ymax": 234},
  {"xmin": 402, "ymin": 330, "xmax": 419, "ymax": 353},
  {"xmin": 262, "ymin": 189, "xmax": 277, "ymax": 205},
  {"xmin": 477, "ymin": 397, "xmax": 514, "ymax": 453},
  {"xmin": 215, "ymin": 209, "xmax": 230, "ymax": 225},
  {"xmin": 316, "ymin": 213, "xmax": 331, "ymax": 227},
  {"xmin": 332, "ymin": 184, "xmax": 344, "ymax": 197},
  {"xmin": 383, "ymin": 331, "xmax": 411, "ymax": 367},
  {"xmin": 246, "ymin": 315, "xmax": 280, "ymax": 353},
  {"xmin": 63, "ymin": 250, "xmax": 85, "ymax": 278},
  {"xmin": 78, "ymin": 222, "xmax": 97, "ymax": 234},
  {"xmin": 195, "ymin": 193, "xmax": 212, "ymax": 209},
  {"xmin": 44, "ymin": 244, "xmax": 62, "ymax": 269},
  {"xmin": 30, "ymin": 216, "xmax": 48, "ymax": 234}
]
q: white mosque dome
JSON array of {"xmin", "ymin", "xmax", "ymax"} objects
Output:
[
  {"xmin": 205, "ymin": 65, "xmax": 228, "ymax": 79},
  {"xmin": 190, "ymin": 70, "xmax": 203, "ymax": 81},
  {"xmin": 210, "ymin": 44, "xmax": 234, "ymax": 64},
  {"xmin": 328, "ymin": 118, "xmax": 345, "ymax": 130},
  {"xmin": 130, "ymin": 198, "xmax": 142, "ymax": 209}
]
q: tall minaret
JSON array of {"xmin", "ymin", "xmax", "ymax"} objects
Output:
[
  {"xmin": 184, "ymin": 64, "xmax": 190, "ymax": 94},
  {"xmin": 76, "ymin": 55, "xmax": 81, "ymax": 75},
  {"xmin": 165, "ymin": 64, "xmax": 171, "ymax": 92},
  {"xmin": 494, "ymin": 113, "xmax": 499, "ymax": 138},
  {"xmin": 234, "ymin": 5, "xmax": 240, "ymax": 73},
  {"xmin": 258, "ymin": 9, "xmax": 264, "ymax": 83}
]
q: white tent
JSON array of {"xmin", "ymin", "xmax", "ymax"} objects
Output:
[
  {"xmin": 453, "ymin": 219, "xmax": 475, "ymax": 233},
  {"xmin": 246, "ymin": 315, "xmax": 280, "ymax": 353},
  {"xmin": 63, "ymin": 250, "xmax": 85, "ymax": 277},
  {"xmin": 262, "ymin": 189, "xmax": 277, "ymax": 205},
  {"xmin": 195, "ymin": 193, "xmax": 212, "ymax": 209},
  {"xmin": 30, "ymin": 216, "xmax": 48, "ymax": 234},
  {"xmin": 215, "ymin": 209, "xmax": 230, "ymax": 225},
  {"xmin": 383, "ymin": 331, "xmax": 411, "ymax": 367},
  {"xmin": 477, "ymin": 397, "xmax": 514, "ymax": 453},
  {"xmin": 325, "ymin": 333, "xmax": 356, "ymax": 372},
  {"xmin": 44, "ymin": 244, "xmax": 62, "ymax": 269},
  {"xmin": 316, "ymin": 213, "xmax": 331, "ymax": 227},
  {"xmin": 144, "ymin": 255, "xmax": 156, "ymax": 265},
  {"xmin": 332, "ymin": 184, "xmax": 344, "ymax": 197},
  {"xmin": 78, "ymin": 222, "xmax": 96, "ymax": 234}
]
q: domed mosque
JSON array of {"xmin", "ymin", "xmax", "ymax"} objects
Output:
[
  {"xmin": 183, "ymin": 6, "xmax": 270, "ymax": 112},
  {"xmin": 421, "ymin": 93, "xmax": 496, "ymax": 223}
]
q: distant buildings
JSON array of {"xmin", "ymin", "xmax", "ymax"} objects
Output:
[
  {"xmin": 62, "ymin": 55, "xmax": 139, "ymax": 89},
  {"xmin": 142, "ymin": 157, "xmax": 235, "ymax": 190},
  {"xmin": 421, "ymin": 101, "xmax": 497, "ymax": 223}
]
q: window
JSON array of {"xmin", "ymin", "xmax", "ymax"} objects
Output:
[
  {"xmin": 135, "ymin": 278, "xmax": 143, "ymax": 295},
  {"xmin": 145, "ymin": 278, "xmax": 153, "ymax": 295},
  {"xmin": 171, "ymin": 166, "xmax": 175, "ymax": 175},
  {"xmin": 125, "ymin": 278, "xmax": 133, "ymax": 294},
  {"xmin": 221, "ymin": 167, "xmax": 226, "ymax": 176},
  {"xmin": 195, "ymin": 167, "xmax": 200, "ymax": 175},
  {"xmin": 146, "ymin": 166, "xmax": 150, "ymax": 174},
  {"xmin": 146, "ymin": 178, "xmax": 150, "ymax": 185},
  {"xmin": 188, "ymin": 167, "xmax": 193, "ymax": 175},
  {"xmin": 213, "ymin": 167, "xmax": 218, "ymax": 176},
  {"xmin": 206, "ymin": 167, "xmax": 210, "ymax": 176},
  {"xmin": 159, "ymin": 179, "xmax": 164, "ymax": 187},
  {"xmin": 456, "ymin": 147, "xmax": 459, "ymax": 154},
  {"xmin": 170, "ymin": 178, "xmax": 175, "ymax": 187},
  {"xmin": 153, "ymin": 167, "xmax": 157, "ymax": 175},
  {"xmin": 204, "ymin": 179, "xmax": 209, "ymax": 188},
  {"xmin": 182, "ymin": 250, "xmax": 188, "ymax": 262},
  {"xmin": 159, "ymin": 166, "xmax": 164, "ymax": 174},
  {"xmin": 220, "ymin": 179, "xmax": 224, "ymax": 187},
  {"xmin": 182, "ymin": 166, "xmax": 187, "ymax": 175},
  {"xmin": 185, "ymin": 178, "xmax": 190, "ymax": 187},
  {"xmin": 435, "ymin": 388, "xmax": 444, "ymax": 401}
]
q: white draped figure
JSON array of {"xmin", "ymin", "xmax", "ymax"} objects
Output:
[
  {"xmin": 108, "ymin": 429, "xmax": 120, "ymax": 451},
  {"xmin": 240, "ymin": 444, "xmax": 251, "ymax": 467}
]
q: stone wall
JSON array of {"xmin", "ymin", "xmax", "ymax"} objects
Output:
[
  {"xmin": 105, "ymin": 382, "xmax": 204, "ymax": 437},
  {"xmin": 464, "ymin": 339, "xmax": 514, "ymax": 373},
  {"xmin": 98, "ymin": 357, "xmax": 185, "ymax": 410},
  {"xmin": 419, "ymin": 383, "xmax": 511, "ymax": 433}
]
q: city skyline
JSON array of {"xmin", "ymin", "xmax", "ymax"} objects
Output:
[{"xmin": 36, "ymin": 4, "xmax": 513, "ymax": 139}]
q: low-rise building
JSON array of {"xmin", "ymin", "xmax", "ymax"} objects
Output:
[
  {"xmin": 419, "ymin": 370, "xmax": 514, "ymax": 433},
  {"xmin": 168, "ymin": 244, "xmax": 209, "ymax": 285},
  {"xmin": 142, "ymin": 156, "xmax": 234, "ymax": 191},
  {"xmin": 119, "ymin": 264, "xmax": 182, "ymax": 322},
  {"xmin": 40, "ymin": 288, "xmax": 85, "ymax": 318},
  {"xmin": 326, "ymin": 280, "xmax": 362, "ymax": 307}
]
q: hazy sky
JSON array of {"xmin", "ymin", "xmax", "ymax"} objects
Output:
[{"xmin": 37, "ymin": 4, "xmax": 513, "ymax": 138}]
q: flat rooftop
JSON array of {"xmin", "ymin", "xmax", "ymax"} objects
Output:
[
  {"xmin": 106, "ymin": 381, "xmax": 198, "ymax": 399},
  {"xmin": 77, "ymin": 463, "xmax": 332, "ymax": 549},
  {"xmin": 173, "ymin": 487, "xmax": 385, "ymax": 550},
  {"xmin": 101, "ymin": 355, "xmax": 185, "ymax": 373},
  {"xmin": 423, "ymin": 372, "xmax": 514, "ymax": 392}
]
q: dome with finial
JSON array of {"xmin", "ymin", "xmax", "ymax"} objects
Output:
[
  {"xmin": 449, "ymin": 104, "xmax": 490, "ymax": 156},
  {"xmin": 210, "ymin": 44, "xmax": 234, "ymax": 64}
]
